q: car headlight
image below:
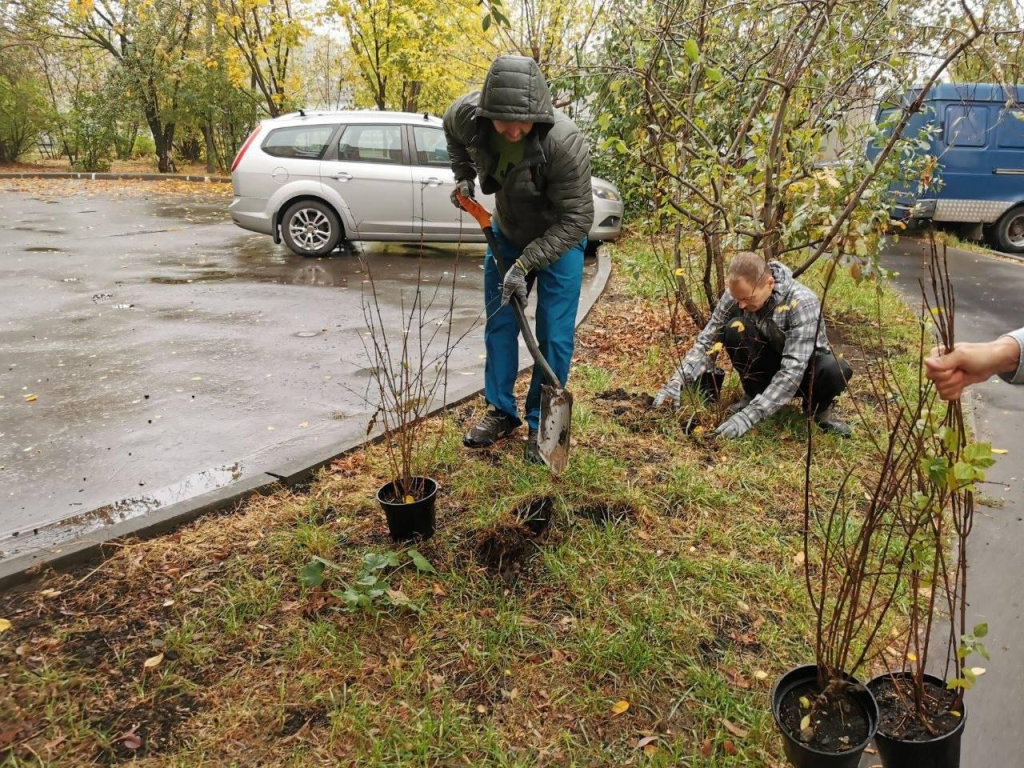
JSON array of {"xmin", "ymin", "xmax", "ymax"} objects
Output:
[{"xmin": 594, "ymin": 187, "xmax": 620, "ymax": 202}]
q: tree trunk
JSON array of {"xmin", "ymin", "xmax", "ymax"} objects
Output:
[{"xmin": 203, "ymin": 121, "xmax": 216, "ymax": 173}]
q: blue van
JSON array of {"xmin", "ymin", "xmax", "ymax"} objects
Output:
[{"xmin": 871, "ymin": 83, "xmax": 1024, "ymax": 253}]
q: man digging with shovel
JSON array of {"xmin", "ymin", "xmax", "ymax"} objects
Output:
[{"xmin": 443, "ymin": 55, "xmax": 594, "ymax": 465}]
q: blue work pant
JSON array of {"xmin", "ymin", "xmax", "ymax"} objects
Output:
[{"xmin": 484, "ymin": 224, "xmax": 585, "ymax": 431}]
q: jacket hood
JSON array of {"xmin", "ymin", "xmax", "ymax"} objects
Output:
[
  {"xmin": 476, "ymin": 56, "xmax": 555, "ymax": 133},
  {"xmin": 769, "ymin": 260, "xmax": 795, "ymax": 298}
]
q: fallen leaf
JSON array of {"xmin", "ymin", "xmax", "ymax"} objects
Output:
[
  {"xmin": 0, "ymin": 727, "xmax": 20, "ymax": 749},
  {"xmin": 793, "ymin": 551, "xmax": 806, "ymax": 566},
  {"xmin": 753, "ymin": 670, "xmax": 769, "ymax": 680},
  {"xmin": 162, "ymin": 599, "xmax": 175, "ymax": 607},
  {"xmin": 725, "ymin": 667, "xmax": 750, "ymax": 689},
  {"xmin": 404, "ymin": 495, "xmax": 415, "ymax": 504},
  {"xmin": 121, "ymin": 728, "xmax": 142, "ymax": 750},
  {"xmin": 724, "ymin": 739, "xmax": 737, "ymax": 755},
  {"xmin": 700, "ymin": 738, "xmax": 713, "ymax": 757},
  {"xmin": 907, "ymin": 652, "xmax": 918, "ymax": 662},
  {"xmin": 992, "ymin": 448, "xmax": 1008, "ymax": 455},
  {"xmin": 970, "ymin": 667, "xmax": 986, "ymax": 676},
  {"xmin": 800, "ymin": 714, "xmax": 811, "ymax": 730},
  {"xmin": 643, "ymin": 744, "xmax": 658, "ymax": 756},
  {"xmin": 0, "ymin": 618, "xmax": 10, "ymax": 634},
  {"xmin": 39, "ymin": 588, "xmax": 61, "ymax": 598},
  {"xmin": 144, "ymin": 652, "xmax": 164, "ymax": 669},
  {"xmin": 23, "ymin": 394, "xmax": 37, "ymax": 402},
  {"xmin": 636, "ymin": 735, "xmax": 658, "ymax": 749},
  {"xmin": 299, "ymin": 422, "xmax": 308, "ymax": 428},
  {"xmin": 610, "ymin": 700, "xmax": 630, "ymax": 716},
  {"xmin": 432, "ymin": 583, "xmax": 447, "ymax": 597},
  {"xmin": 722, "ymin": 718, "xmax": 749, "ymax": 738}
]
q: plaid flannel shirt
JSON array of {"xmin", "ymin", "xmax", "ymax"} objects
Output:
[
  {"xmin": 664, "ymin": 261, "xmax": 832, "ymax": 430},
  {"xmin": 1000, "ymin": 327, "xmax": 1024, "ymax": 385}
]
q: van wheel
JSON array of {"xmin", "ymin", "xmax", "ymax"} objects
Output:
[
  {"xmin": 992, "ymin": 205, "xmax": 1024, "ymax": 254},
  {"xmin": 584, "ymin": 240, "xmax": 600, "ymax": 259},
  {"xmin": 281, "ymin": 201, "xmax": 342, "ymax": 257}
]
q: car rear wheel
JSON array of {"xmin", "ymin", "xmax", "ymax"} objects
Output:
[
  {"xmin": 281, "ymin": 200, "xmax": 342, "ymax": 257},
  {"xmin": 992, "ymin": 205, "xmax": 1024, "ymax": 254}
]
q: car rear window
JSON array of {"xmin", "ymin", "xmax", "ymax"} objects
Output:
[
  {"xmin": 262, "ymin": 125, "xmax": 336, "ymax": 159},
  {"xmin": 338, "ymin": 125, "xmax": 403, "ymax": 164},
  {"xmin": 412, "ymin": 126, "xmax": 450, "ymax": 167}
]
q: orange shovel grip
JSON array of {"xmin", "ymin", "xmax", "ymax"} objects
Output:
[{"xmin": 456, "ymin": 192, "xmax": 492, "ymax": 230}]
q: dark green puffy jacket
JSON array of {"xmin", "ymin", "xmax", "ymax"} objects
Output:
[{"xmin": 442, "ymin": 55, "xmax": 594, "ymax": 272}]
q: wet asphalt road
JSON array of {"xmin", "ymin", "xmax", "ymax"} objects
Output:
[
  {"xmin": 874, "ymin": 239, "xmax": 1024, "ymax": 768},
  {"xmin": 0, "ymin": 186, "xmax": 594, "ymax": 562}
]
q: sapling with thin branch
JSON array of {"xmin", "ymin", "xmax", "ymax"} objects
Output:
[
  {"xmin": 356, "ymin": 253, "xmax": 478, "ymax": 501},
  {"xmin": 877, "ymin": 238, "xmax": 993, "ymax": 737}
]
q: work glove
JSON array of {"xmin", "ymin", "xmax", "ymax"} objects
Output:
[
  {"xmin": 652, "ymin": 377, "xmax": 683, "ymax": 409},
  {"xmin": 714, "ymin": 411, "xmax": 753, "ymax": 439},
  {"xmin": 451, "ymin": 178, "xmax": 475, "ymax": 209},
  {"xmin": 500, "ymin": 260, "xmax": 529, "ymax": 307}
]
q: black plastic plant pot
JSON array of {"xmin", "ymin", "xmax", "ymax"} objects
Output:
[
  {"xmin": 771, "ymin": 665, "xmax": 879, "ymax": 768},
  {"xmin": 697, "ymin": 367, "xmax": 726, "ymax": 402},
  {"xmin": 867, "ymin": 672, "xmax": 966, "ymax": 768},
  {"xmin": 377, "ymin": 476, "xmax": 438, "ymax": 542}
]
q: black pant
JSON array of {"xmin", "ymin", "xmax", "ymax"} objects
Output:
[{"xmin": 722, "ymin": 322, "xmax": 852, "ymax": 416}]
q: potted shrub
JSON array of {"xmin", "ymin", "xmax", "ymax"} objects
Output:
[
  {"xmin": 771, "ymin": 414, "xmax": 928, "ymax": 767},
  {"xmin": 772, "ymin": 266, "xmax": 935, "ymax": 767},
  {"xmin": 358, "ymin": 256, "xmax": 466, "ymax": 541},
  {"xmin": 866, "ymin": 244, "xmax": 993, "ymax": 768}
]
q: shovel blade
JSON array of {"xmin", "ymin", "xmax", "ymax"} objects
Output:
[{"xmin": 538, "ymin": 385, "xmax": 573, "ymax": 474}]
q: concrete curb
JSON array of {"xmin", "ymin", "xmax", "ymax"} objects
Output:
[
  {"xmin": 0, "ymin": 248, "xmax": 613, "ymax": 591},
  {"xmin": 0, "ymin": 172, "xmax": 231, "ymax": 183}
]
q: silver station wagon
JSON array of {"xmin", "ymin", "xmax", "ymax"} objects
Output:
[{"xmin": 228, "ymin": 110, "xmax": 624, "ymax": 257}]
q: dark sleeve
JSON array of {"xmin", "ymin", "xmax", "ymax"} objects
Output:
[
  {"xmin": 518, "ymin": 122, "xmax": 594, "ymax": 271},
  {"xmin": 442, "ymin": 93, "xmax": 479, "ymax": 184}
]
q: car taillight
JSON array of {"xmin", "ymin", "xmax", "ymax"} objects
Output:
[{"xmin": 231, "ymin": 126, "xmax": 261, "ymax": 173}]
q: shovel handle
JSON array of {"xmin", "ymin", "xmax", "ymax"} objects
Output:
[{"xmin": 457, "ymin": 193, "xmax": 563, "ymax": 389}]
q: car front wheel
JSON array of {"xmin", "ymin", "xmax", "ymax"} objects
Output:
[
  {"xmin": 280, "ymin": 200, "xmax": 342, "ymax": 257},
  {"xmin": 992, "ymin": 205, "xmax": 1024, "ymax": 254}
]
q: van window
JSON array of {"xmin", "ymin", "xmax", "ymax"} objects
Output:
[
  {"xmin": 944, "ymin": 106, "xmax": 988, "ymax": 148},
  {"xmin": 412, "ymin": 126, "xmax": 450, "ymax": 167},
  {"xmin": 262, "ymin": 125, "xmax": 336, "ymax": 159},
  {"xmin": 997, "ymin": 109, "xmax": 1024, "ymax": 149},
  {"xmin": 338, "ymin": 125, "xmax": 403, "ymax": 164}
]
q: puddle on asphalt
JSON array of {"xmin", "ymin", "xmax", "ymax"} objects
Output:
[
  {"xmin": 25, "ymin": 246, "xmax": 64, "ymax": 253},
  {"xmin": 150, "ymin": 269, "xmax": 235, "ymax": 284},
  {"xmin": 59, "ymin": 462, "xmax": 245, "ymax": 526}
]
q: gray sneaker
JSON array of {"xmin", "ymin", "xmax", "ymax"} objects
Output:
[
  {"xmin": 463, "ymin": 406, "xmax": 521, "ymax": 448},
  {"xmin": 815, "ymin": 407, "xmax": 852, "ymax": 438}
]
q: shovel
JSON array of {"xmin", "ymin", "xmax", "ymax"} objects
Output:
[{"xmin": 456, "ymin": 193, "xmax": 573, "ymax": 474}]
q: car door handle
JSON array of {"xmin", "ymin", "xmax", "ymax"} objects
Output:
[
  {"xmin": 421, "ymin": 177, "xmax": 442, "ymax": 187},
  {"xmin": 328, "ymin": 172, "xmax": 353, "ymax": 182}
]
